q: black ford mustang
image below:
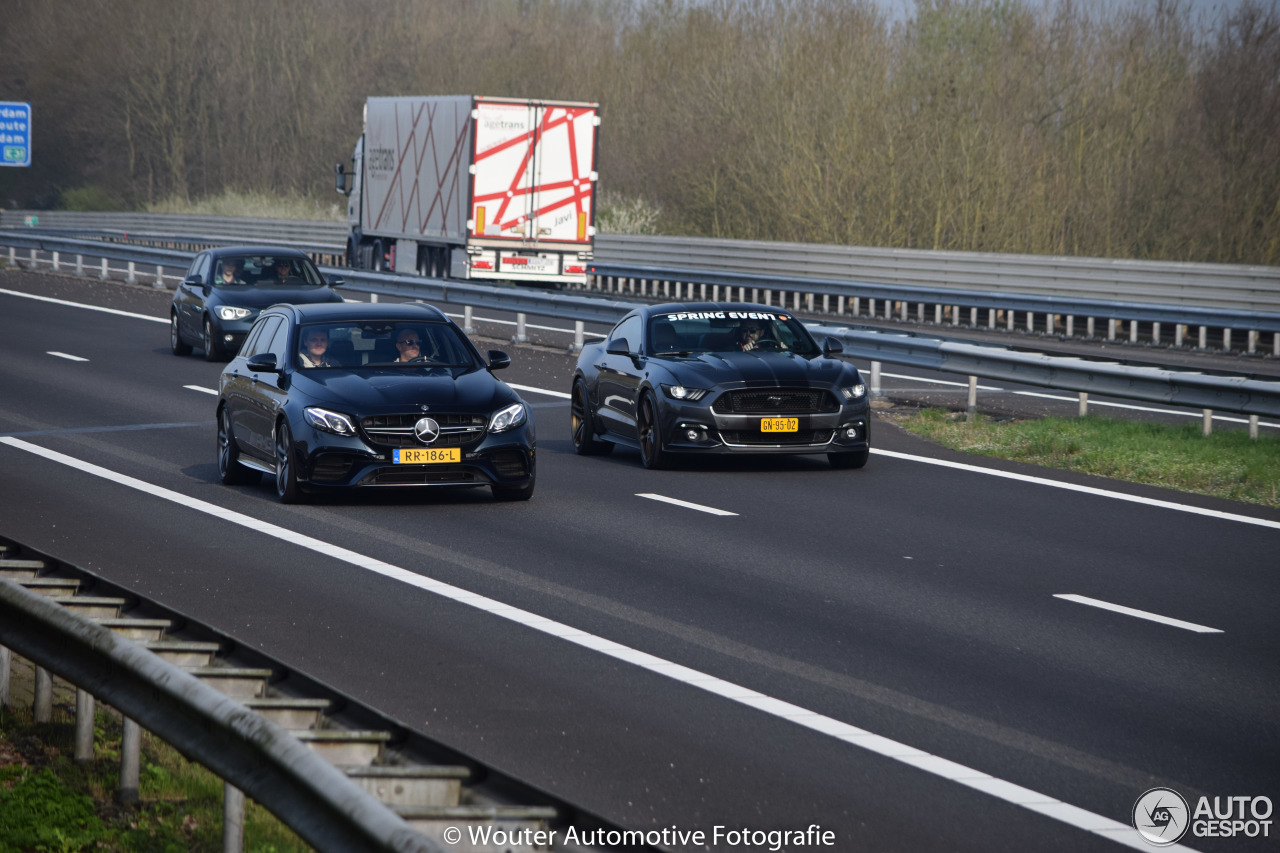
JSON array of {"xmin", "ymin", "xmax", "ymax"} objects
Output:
[
  {"xmin": 571, "ymin": 302, "xmax": 870, "ymax": 469},
  {"xmin": 217, "ymin": 302, "xmax": 535, "ymax": 502}
]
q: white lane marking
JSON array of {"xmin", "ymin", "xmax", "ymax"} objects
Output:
[
  {"xmin": 0, "ymin": 288, "xmax": 168, "ymax": 323},
  {"xmin": 0, "ymin": 435, "xmax": 1193, "ymax": 851},
  {"xmin": 47, "ymin": 351, "xmax": 89, "ymax": 362},
  {"xmin": 872, "ymin": 448, "xmax": 1280, "ymax": 531},
  {"xmin": 507, "ymin": 380, "xmax": 1279, "ymax": 531},
  {"xmin": 506, "ymin": 382, "xmax": 570, "ymax": 399},
  {"xmin": 1054, "ymin": 595, "xmax": 1223, "ymax": 633},
  {"xmin": 637, "ymin": 493, "xmax": 738, "ymax": 516},
  {"xmin": 184, "ymin": 385, "xmax": 218, "ymax": 396}
]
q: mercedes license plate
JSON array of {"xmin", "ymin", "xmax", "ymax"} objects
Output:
[{"xmin": 394, "ymin": 448, "xmax": 460, "ymax": 464}]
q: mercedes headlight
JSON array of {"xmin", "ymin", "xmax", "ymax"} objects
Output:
[
  {"xmin": 304, "ymin": 407, "xmax": 357, "ymax": 436},
  {"xmin": 488, "ymin": 402, "xmax": 527, "ymax": 433}
]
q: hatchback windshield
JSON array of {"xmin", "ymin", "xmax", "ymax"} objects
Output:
[
  {"xmin": 214, "ymin": 254, "xmax": 325, "ymax": 287},
  {"xmin": 295, "ymin": 321, "xmax": 476, "ymax": 369}
]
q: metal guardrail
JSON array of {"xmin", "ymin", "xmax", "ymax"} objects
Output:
[
  {"xmin": 0, "ymin": 577, "xmax": 439, "ymax": 853},
  {"xmin": 4, "ymin": 208, "xmax": 1278, "ymax": 356},
  {"xmin": 816, "ymin": 325, "xmax": 1280, "ymax": 419},
  {"xmin": 4, "ymin": 229, "xmax": 1280, "ymax": 427},
  {"xmin": 592, "ymin": 234, "xmax": 1280, "ymax": 313}
]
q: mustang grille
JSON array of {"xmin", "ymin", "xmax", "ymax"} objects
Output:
[
  {"xmin": 719, "ymin": 429, "xmax": 835, "ymax": 446},
  {"xmin": 360, "ymin": 413, "xmax": 487, "ymax": 448},
  {"xmin": 711, "ymin": 389, "xmax": 838, "ymax": 414}
]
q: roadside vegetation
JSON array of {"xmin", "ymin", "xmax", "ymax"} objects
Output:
[
  {"xmin": 0, "ymin": 701, "xmax": 310, "ymax": 853},
  {"xmin": 888, "ymin": 408, "xmax": 1280, "ymax": 508},
  {"xmin": 2, "ymin": 0, "xmax": 1277, "ymax": 263}
]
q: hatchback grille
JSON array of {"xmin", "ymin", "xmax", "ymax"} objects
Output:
[
  {"xmin": 712, "ymin": 389, "xmax": 838, "ymax": 414},
  {"xmin": 360, "ymin": 413, "xmax": 487, "ymax": 449}
]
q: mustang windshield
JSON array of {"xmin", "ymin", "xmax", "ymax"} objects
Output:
[
  {"xmin": 295, "ymin": 321, "xmax": 476, "ymax": 369},
  {"xmin": 648, "ymin": 310, "xmax": 819, "ymax": 356}
]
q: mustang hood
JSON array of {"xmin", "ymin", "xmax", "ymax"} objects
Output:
[
  {"xmin": 302, "ymin": 368, "xmax": 514, "ymax": 411},
  {"xmin": 665, "ymin": 351, "xmax": 850, "ymax": 386}
]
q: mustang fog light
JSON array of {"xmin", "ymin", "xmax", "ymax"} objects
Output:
[
  {"xmin": 304, "ymin": 406, "xmax": 357, "ymax": 436},
  {"xmin": 846, "ymin": 426, "xmax": 859, "ymax": 438},
  {"xmin": 488, "ymin": 402, "xmax": 527, "ymax": 433}
]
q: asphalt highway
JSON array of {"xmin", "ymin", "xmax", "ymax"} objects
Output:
[{"xmin": 1, "ymin": 269, "xmax": 1277, "ymax": 853}]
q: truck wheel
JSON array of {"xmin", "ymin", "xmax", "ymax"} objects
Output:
[{"xmin": 372, "ymin": 240, "xmax": 387, "ymax": 272}]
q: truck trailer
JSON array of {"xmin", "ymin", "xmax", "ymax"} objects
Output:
[{"xmin": 335, "ymin": 95, "xmax": 600, "ymax": 288}]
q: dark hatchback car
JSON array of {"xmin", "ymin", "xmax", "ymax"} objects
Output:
[
  {"xmin": 171, "ymin": 246, "xmax": 345, "ymax": 361},
  {"xmin": 571, "ymin": 302, "xmax": 870, "ymax": 469},
  {"xmin": 216, "ymin": 302, "xmax": 535, "ymax": 503}
]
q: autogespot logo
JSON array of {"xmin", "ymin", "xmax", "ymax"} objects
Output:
[{"xmin": 1134, "ymin": 787, "xmax": 1190, "ymax": 846}]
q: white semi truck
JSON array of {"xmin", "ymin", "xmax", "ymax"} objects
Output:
[{"xmin": 335, "ymin": 95, "xmax": 600, "ymax": 287}]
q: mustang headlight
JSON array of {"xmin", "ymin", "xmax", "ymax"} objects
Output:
[
  {"xmin": 661, "ymin": 384, "xmax": 708, "ymax": 402},
  {"xmin": 488, "ymin": 402, "xmax": 527, "ymax": 433},
  {"xmin": 840, "ymin": 383, "xmax": 867, "ymax": 401},
  {"xmin": 304, "ymin": 407, "xmax": 357, "ymax": 436},
  {"xmin": 217, "ymin": 306, "xmax": 253, "ymax": 321}
]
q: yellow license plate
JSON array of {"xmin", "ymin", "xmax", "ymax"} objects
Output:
[
  {"xmin": 394, "ymin": 447, "xmax": 460, "ymax": 464},
  {"xmin": 760, "ymin": 417, "xmax": 799, "ymax": 432}
]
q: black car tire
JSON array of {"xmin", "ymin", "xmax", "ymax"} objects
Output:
[
  {"xmin": 202, "ymin": 317, "xmax": 221, "ymax": 362},
  {"xmin": 217, "ymin": 407, "xmax": 260, "ymax": 486},
  {"xmin": 829, "ymin": 448, "xmax": 870, "ymax": 469},
  {"xmin": 571, "ymin": 378, "xmax": 613, "ymax": 456},
  {"xmin": 274, "ymin": 420, "xmax": 305, "ymax": 504},
  {"xmin": 170, "ymin": 312, "xmax": 191, "ymax": 356},
  {"xmin": 637, "ymin": 393, "xmax": 668, "ymax": 470}
]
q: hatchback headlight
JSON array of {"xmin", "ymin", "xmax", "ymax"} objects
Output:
[
  {"xmin": 304, "ymin": 407, "xmax": 357, "ymax": 436},
  {"xmin": 488, "ymin": 402, "xmax": 527, "ymax": 433},
  {"xmin": 840, "ymin": 384, "xmax": 867, "ymax": 401},
  {"xmin": 217, "ymin": 306, "xmax": 253, "ymax": 321}
]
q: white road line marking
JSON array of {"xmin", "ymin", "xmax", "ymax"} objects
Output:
[
  {"xmin": 1054, "ymin": 594, "xmax": 1223, "ymax": 633},
  {"xmin": 184, "ymin": 385, "xmax": 218, "ymax": 395},
  {"xmin": 872, "ymin": 448, "xmax": 1280, "ymax": 531},
  {"xmin": 636, "ymin": 493, "xmax": 738, "ymax": 516},
  {"xmin": 0, "ymin": 288, "xmax": 168, "ymax": 323},
  {"xmin": 0, "ymin": 435, "xmax": 1198, "ymax": 851},
  {"xmin": 47, "ymin": 351, "xmax": 88, "ymax": 362},
  {"xmin": 506, "ymin": 383, "xmax": 571, "ymax": 399}
]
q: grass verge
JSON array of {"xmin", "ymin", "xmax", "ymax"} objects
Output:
[
  {"xmin": 0, "ymin": 700, "xmax": 312, "ymax": 853},
  {"xmin": 887, "ymin": 408, "xmax": 1280, "ymax": 509}
]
